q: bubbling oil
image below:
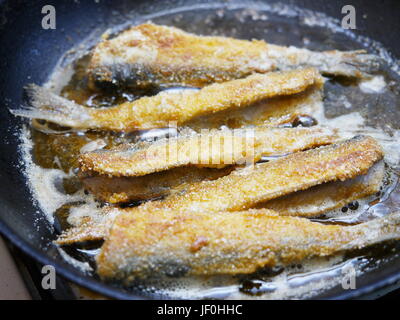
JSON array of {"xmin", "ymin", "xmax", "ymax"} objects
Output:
[{"xmin": 20, "ymin": 4, "xmax": 400, "ymax": 299}]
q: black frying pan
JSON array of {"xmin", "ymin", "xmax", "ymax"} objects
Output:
[{"xmin": 0, "ymin": 0, "xmax": 399, "ymax": 300}]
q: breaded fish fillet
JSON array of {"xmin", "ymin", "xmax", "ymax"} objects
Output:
[
  {"xmin": 57, "ymin": 161, "xmax": 384, "ymax": 245},
  {"xmin": 11, "ymin": 68, "xmax": 322, "ymax": 131},
  {"xmin": 257, "ymin": 160, "xmax": 384, "ymax": 217},
  {"xmin": 81, "ymin": 166, "xmax": 235, "ymax": 204},
  {"xmin": 56, "ymin": 135, "xmax": 383, "ymax": 245},
  {"xmin": 88, "ymin": 23, "xmax": 379, "ymax": 89},
  {"xmin": 56, "ymin": 160, "xmax": 384, "ymax": 245},
  {"xmin": 96, "ymin": 208, "xmax": 400, "ymax": 280},
  {"xmin": 61, "ymin": 163, "xmax": 384, "ymax": 246},
  {"xmin": 79, "ymin": 126, "xmax": 338, "ymax": 178},
  {"xmin": 135, "ymin": 135, "xmax": 383, "ymax": 214}
]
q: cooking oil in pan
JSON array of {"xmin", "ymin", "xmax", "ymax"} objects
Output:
[{"xmin": 17, "ymin": 3, "xmax": 400, "ymax": 299}]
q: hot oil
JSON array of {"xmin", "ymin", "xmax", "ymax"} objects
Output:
[{"xmin": 22, "ymin": 4, "xmax": 400, "ymax": 299}]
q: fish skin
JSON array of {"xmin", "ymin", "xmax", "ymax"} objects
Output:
[
  {"xmin": 11, "ymin": 68, "xmax": 322, "ymax": 131},
  {"xmin": 88, "ymin": 23, "xmax": 379, "ymax": 89},
  {"xmin": 96, "ymin": 208, "xmax": 400, "ymax": 281},
  {"xmin": 79, "ymin": 126, "xmax": 338, "ymax": 178}
]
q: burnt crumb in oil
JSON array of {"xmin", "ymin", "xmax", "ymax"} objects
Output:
[
  {"xmin": 341, "ymin": 201, "xmax": 361, "ymax": 213},
  {"xmin": 238, "ymin": 266, "xmax": 284, "ymax": 286},
  {"xmin": 239, "ymin": 280, "xmax": 262, "ymax": 295},
  {"xmin": 348, "ymin": 201, "xmax": 359, "ymax": 211},
  {"xmin": 96, "ymin": 202, "xmax": 105, "ymax": 209},
  {"xmin": 369, "ymin": 198, "xmax": 380, "ymax": 206},
  {"xmin": 341, "ymin": 201, "xmax": 359, "ymax": 212},
  {"xmin": 239, "ymin": 280, "xmax": 275, "ymax": 296},
  {"xmin": 291, "ymin": 115, "xmax": 318, "ymax": 127},
  {"xmin": 327, "ymin": 75, "xmax": 361, "ymax": 87},
  {"xmin": 237, "ymin": 266, "xmax": 283, "ymax": 295},
  {"xmin": 120, "ymin": 200, "xmax": 146, "ymax": 209}
]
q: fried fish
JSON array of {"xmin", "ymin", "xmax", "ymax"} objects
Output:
[
  {"xmin": 56, "ymin": 135, "xmax": 383, "ymax": 245},
  {"xmin": 96, "ymin": 208, "xmax": 400, "ymax": 281},
  {"xmin": 55, "ymin": 160, "xmax": 384, "ymax": 245},
  {"xmin": 134, "ymin": 135, "xmax": 383, "ymax": 214},
  {"xmin": 257, "ymin": 160, "xmax": 384, "ymax": 217},
  {"xmin": 88, "ymin": 23, "xmax": 379, "ymax": 89},
  {"xmin": 11, "ymin": 68, "xmax": 321, "ymax": 131},
  {"xmin": 79, "ymin": 126, "xmax": 338, "ymax": 178}
]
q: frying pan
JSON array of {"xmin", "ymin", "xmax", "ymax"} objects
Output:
[{"xmin": 0, "ymin": 0, "xmax": 399, "ymax": 300}]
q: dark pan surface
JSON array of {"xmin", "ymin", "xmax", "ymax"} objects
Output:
[{"xmin": 0, "ymin": 0, "xmax": 399, "ymax": 299}]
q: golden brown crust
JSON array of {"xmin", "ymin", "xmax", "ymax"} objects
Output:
[
  {"xmin": 89, "ymin": 23, "xmax": 274, "ymax": 88},
  {"xmin": 56, "ymin": 161, "xmax": 383, "ymax": 245},
  {"xmin": 56, "ymin": 136, "xmax": 383, "ymax": 246},
  {"xmin": 13, "ymin": 68, "xmax": 322, "ymax": 131},
  {"xmin": 87, "ymin": 68, "xmax": 322, "ymax": 131},
  {"xmin": 79, "ymin": 126, "xmax": 337, "ymax": 177},
  {"xmin": 96, "ymin": 208, "xmax": 359, "ymax": 280},
  {"xmin": 135, "ymin": 135, "xmax": 383, "ymax": 214},
  {"xmin": 97, "ymin": 208, "xmax": 400, "ymax": 281},
  {"xmin": 88, "ymin": 23, "xmax": 379, "ymax": 89},
  {"xmin": 257, "ymin": 160, "xmax": 384, "ymax": 217},
  {"xmin": 56, "ymin": 160, "xmax": 385, "ymax": 246}
]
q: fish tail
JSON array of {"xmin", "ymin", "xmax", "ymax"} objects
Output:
[
  {"xmin": 10, "ymin": 84, "xmax": 93, "ymax": 129},
  {"xmin": 349, "ymin": 212, "xmax": 400, "ymax": 248},
  {"xmin": 341, "ymin": 50, "xmax": 381, "ymax": 77}
]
